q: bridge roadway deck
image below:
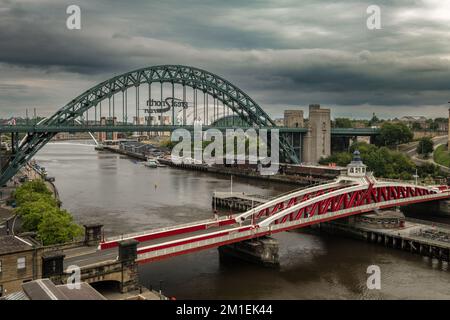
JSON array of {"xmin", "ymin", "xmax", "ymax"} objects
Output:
[
  {"xmin": 0, "ymin": 124, "xmax": 380, "ymax": 136},
  {"xmin": 63, "ymin": 221, "xmax": 247, "ymax": 268},
  {"xmin": 62, "ymin": 183, "xmax": 450, "ymax": 268}
]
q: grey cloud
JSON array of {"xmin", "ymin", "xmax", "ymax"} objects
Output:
[{"xmin": 0, "ymin": 0, "xmax": 449, "ymax": 119}]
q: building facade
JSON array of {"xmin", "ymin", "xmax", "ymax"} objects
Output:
[{"xmin": 0, "ymin": 236, "xmax": 43, "ymax": 297}]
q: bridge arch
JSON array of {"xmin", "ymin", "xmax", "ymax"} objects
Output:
[
  {"xmin": 1, "ymin": 65, "xmax": 298, "ymax": 185},
  {"xmin": 257, "ymin": 181, "xmax": 442, "ymax": 227}
]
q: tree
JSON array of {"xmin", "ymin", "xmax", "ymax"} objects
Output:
[
  {"xmin": 416, "ymin": 137, "xmax": 434, "ymax": 157},
  {"xmin": 15, "ymin": 196, "xmax": 58, "ymax": 231},
  {"xmin": 334, "ymin": 118, "xmax": 353, "ymax": 128},
  {"xmin": 411, "ymin": 122, "xmax": 422, "ymax": 131},
  {"xmin": 429, "ymin": 120, "xmax": 439, "ymax": 131},
  {"xmin": 322, "ymin": 140, "xmax": 442, "ymax": 180},
  {"xmin": 13, "ymin": 179, "xmax": 53, "ymax": 206},
  {"xmin": 375, "ymin": 122, "xmax": 413, "ymax": 147},
  {"xmin": 37, "ymin": 209, "xmax": 83, "ymax": 245},
  {"xmin": 368, "ymin": 112, "xmax": 379, "ymax": 127},
  {"xmin": 13, "ymin": 179, "xmax": 83, "ymax": 245},
  {"xmin": 319, "ymin": 152, "xmax": 352, "ymax": 166}
]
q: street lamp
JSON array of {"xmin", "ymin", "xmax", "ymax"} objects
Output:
[{"xmin": 413, "ymin": 168, "xmax": 419, "ymax": 185}]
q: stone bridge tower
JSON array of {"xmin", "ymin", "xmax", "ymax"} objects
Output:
[{"xmin": 302, "ymin": 104, "xmax": 331, "ymax": 163}]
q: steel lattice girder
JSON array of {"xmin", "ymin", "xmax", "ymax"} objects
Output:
[
  {"xmin": 0, "ymin": 65, "xmax": 299, "ymax": 186},
  {"xmin": 265, "ymin": 184, "xmax": 436, "ymax": 225},
  {"xmin": 252, "ymin": 185, "xmax": 348, "ymax": 220}
]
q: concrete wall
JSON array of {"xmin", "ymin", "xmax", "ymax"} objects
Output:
[{"xmin": 302, "ymin": 104, "xmax": 331, "ymax": 163}]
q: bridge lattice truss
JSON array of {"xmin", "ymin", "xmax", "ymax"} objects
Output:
[
  {"xmin": 99, "ymin": 178, "xmax": 450, "ymax": 264},
  {"xmin": 0, "ymin": 65, "xmax": 299, "ymax": 185}
]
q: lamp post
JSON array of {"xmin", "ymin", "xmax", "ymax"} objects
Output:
[{"xmin": 413, "ymin": 168, "xmax": 419, "ymax": 185}]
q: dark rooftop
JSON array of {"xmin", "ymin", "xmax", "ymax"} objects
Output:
[
  {"xmin": 18, "ymin": 279, "xmax": 107, "ymax": 300},
  {"xmin": 0, "ymin": 235, "xmax": 33, "ymax": 255}
]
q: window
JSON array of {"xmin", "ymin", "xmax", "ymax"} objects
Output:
[
  {"xmin": 0, "ymin": 284, "xmax": 3, "ymax": 297},
  {"xmin": 17, "ymin": 257, "xmax": 26, "ymax": 270}
]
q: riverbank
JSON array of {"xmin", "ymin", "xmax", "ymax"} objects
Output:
[
  {"xmin": 101, "ymin": 146, "xmax": 328, "ymax": 187},
  {"xmin": 311, "ymin": 216, "xmax": 450, "ymax": 265},
  {"xmin": 0, "ymin": 161, "xmax": 61, "ymax": 236}
]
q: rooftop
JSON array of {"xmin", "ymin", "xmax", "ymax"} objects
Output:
[
  {"xmin": 0, "ymin": 235, "xmax": 34, "ymax": 255},
  {"xmin": 1, "ymin": 279, "xmax": 107, "ymax": 300}
]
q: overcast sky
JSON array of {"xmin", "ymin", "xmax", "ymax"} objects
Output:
[{"xmin": 0, "ymin": 0, "xmax": 449, "ymax": 120}]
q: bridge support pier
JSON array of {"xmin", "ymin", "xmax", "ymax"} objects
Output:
[
  {"xmin": 118, "ymin": 239, "xmax": 139, "ymax": 293},
  {"xmin": 218, "ymin": 236, "xmax": 279, "ymax": 267}
]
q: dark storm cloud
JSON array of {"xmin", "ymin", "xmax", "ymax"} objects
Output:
[{"xmin": 0, "ymin": 0, "xmax": 449, "ymax": 118}]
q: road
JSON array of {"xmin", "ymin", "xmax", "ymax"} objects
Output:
[
  {"xmin": 399, "ymin": 135, "xmax": 449, "ymax": 173},
  {"xmin": 63, "ymin": 221, "xmax": 247, "ymax": 268}
]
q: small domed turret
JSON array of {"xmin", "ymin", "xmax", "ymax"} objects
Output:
[{"xmin": 347, "ymin": 150, "xmax": 367, "ymax": 177}]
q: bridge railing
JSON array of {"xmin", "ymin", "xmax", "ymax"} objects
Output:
[
  {"xmin": 137, "ymin": 191, "xmax": 450, "ymax": 262},
  {"xmin": 265, "ymin": 179, "xmax": 338, "ymax": 201},
  {"xmin": 376, "ymin": 177, "xmax": 446, "ymax": 187},
  {"xmin": 137, "ymin": 227, "xmax": 264, "ymax": 262},
  {"xmin": 267, "ymin": 190, "xmax": 450, "ymax": 233},
  {"xmin": 103, "ymin": 215, "xmax": 235, "ymax": 243}
]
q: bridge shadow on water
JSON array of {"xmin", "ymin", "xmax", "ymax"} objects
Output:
[{"xmin": 137, "ymin": 226, "xmax": 450, "ymax": 299}]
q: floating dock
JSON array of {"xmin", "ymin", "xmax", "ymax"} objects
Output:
[
  {"xmin": 315, "ymin": 215, "xmax": 450, "ymax": 263},
  {"xmin": 212, "ymin": 191, "xmax": 269, "ymax": 211}
]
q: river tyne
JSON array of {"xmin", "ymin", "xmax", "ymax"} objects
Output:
[{"xmin": 35, "ymin": 141, "xmax": 450, "ymax": 299}]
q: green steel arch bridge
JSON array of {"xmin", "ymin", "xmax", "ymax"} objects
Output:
[{"xmin": 0, "ymin": 65, "xmax": 380, "ymax": 186}]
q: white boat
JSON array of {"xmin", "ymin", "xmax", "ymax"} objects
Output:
[{"xmin": 144, "ymin": 159, "xmax": 158, "ymax": 168}]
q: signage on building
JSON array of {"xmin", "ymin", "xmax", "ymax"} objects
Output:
[{"xmin": 144, "ymin": 98, "xmax": 189, "ymax": 114}]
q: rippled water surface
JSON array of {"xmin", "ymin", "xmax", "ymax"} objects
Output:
[{"xmin": 36, "ymin": 142, "xmax": 450, "ymax": 299}]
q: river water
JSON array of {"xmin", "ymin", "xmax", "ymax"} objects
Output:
[{"xmin": 35, "ymin": 141, "xmax": 450, "ymax": 299}]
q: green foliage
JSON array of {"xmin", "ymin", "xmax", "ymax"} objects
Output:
[
  {"xmin": 411, "ymin": 122, "xmax": 422, "ymax": 131},
  {"xmin": 375, "ymin": 122, "xmax": 413, "ymax": 147},
  {"xmin": 160, "ymin": 139, "xmax": 177, "ymax": 150},
  {"xmin": 334, "ymin": 118, "xmax": 353, "ymax": 128},
  {"xmin": 13, "ymin": 179, "xmax": 83, "ymax": 245},
  {"xmin": 416, "ymin": 137, "xmax": 434, "ymax": 156},
  {"xmin": 37, "ymin": 209, "xmax": 83, "ymax": 246},
  {"xmin": 13, "ymin": 179, "xmax": 53, "ymax": 206},
  {"xmin": 321, "ymin": 141, "xmax": 423, "ymax": 179},
  {"xmin": 416, "ymin": 162, "xmax": 442, "ymax": 177},
  {"xmin": 428, "ymin": 122, "xmax": 439, "ymax": 131},
  {"xmin": 319, "ymin": 152, "xmax": 352, "ymax": 166},
  {"xmin": 368, "ymin": 113, "xmax": 379, "ymax": 126},
  {"xmin": 16, "ymin": 197, "xmax": 58, "ymax": 231},
  {"xmin": 434, "ymin": 145, "xmax": 450, "ymax": 168}
]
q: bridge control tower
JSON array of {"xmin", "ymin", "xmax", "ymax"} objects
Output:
[{"xmin": 346, "ymin": 150, "xmax": 367, "ymax": 177}]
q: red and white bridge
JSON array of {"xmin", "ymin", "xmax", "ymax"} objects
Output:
[{"xmin": 96, "ymin": 153, "xmax": 450, "ymax": 265}]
